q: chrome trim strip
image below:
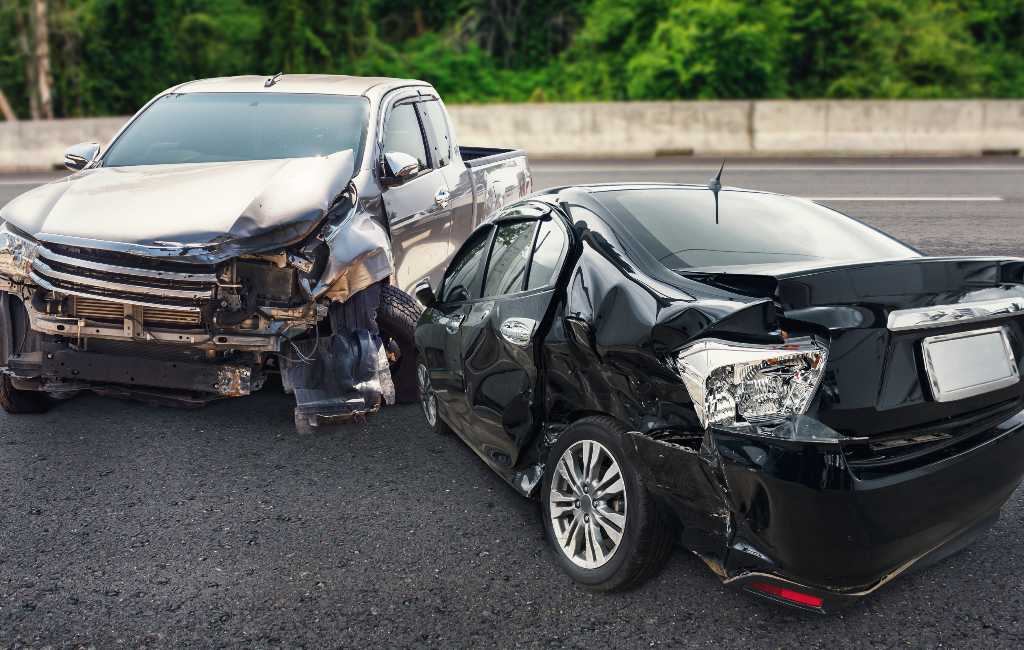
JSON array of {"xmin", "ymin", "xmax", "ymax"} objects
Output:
[
  {"xmin": 35, "ymin": 247, "xmax": 217, "ymax": 283},
  {"xmin": 887, "ymin": 297, "xmax": 1024, "ymax": 332},
  {"xmin": 29, "ymin": 273, "xmax": 203, "ymax": 312},
  {"xmin": 31, "ymin": 261, "xmax": 213, "ymax": 301}
]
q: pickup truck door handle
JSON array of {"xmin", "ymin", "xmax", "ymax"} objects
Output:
[{"xmin": 434, "ymin": 188, "xmax": 451, "ymax": 209}]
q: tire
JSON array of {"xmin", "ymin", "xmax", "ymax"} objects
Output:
[
  {"xmin": 0, "ymin": 293, "xmax": 49, "ymax": 415},
  {"xmin": 1, "ymin": 376, "xmax": 51, "ymax": 414},
  {"xmin": 416, "ymin": 357, "xmax": 451, "ymax": 435},
  {"xmin": 541, "ymin": 416, "xmax": 673, "ymax": 591},
  {"xmin": 377, "ymin": 284, "xmax": 423, "ymax": 404}
]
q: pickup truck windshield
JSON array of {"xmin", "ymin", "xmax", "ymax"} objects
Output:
[
  {"xmin": 593, "ymin": 188, "xmax": 919, "ymax": 269},
  {"xmin": 103, "ymin": 93, "xmax": 369, "ymax": 167}
]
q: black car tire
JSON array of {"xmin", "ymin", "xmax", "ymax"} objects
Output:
[
  {"xmin": 0, "ymin": 375, "xmax": 51, "ymax": 414},
  {"xmin": 541, "ymin": 416, "xmax": 673, "ymax": 591},
  {"xmin": 378, "ymin": 284, "xmax": 423, "ymax": 404},
  {"xmin": 416, "ymin": 356, "xmax": 452, "ymax": 435}
]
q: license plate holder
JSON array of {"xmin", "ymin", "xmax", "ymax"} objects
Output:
[{"xmin": 921, "ymin": 326, "xmax": 1019, "ymax": 402}]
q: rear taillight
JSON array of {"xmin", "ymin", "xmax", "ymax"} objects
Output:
[{"xmin": 748, "ymin": 581, "xmax": 824, "ymax": 608}]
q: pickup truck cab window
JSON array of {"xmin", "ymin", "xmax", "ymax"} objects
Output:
[
  {"xmin": 382, "ymin": 102, "xmax": 430, "ymax": 171},
  {"xmin": 419, "ymin": 100, "xmax": 452, "ymax": 168},
  {"xmin": 103, "ymin": 93, "xmax": 370, "ymax": 167}
]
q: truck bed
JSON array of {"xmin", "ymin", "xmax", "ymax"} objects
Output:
[{"xmin": 459, "ymin": 146, "xmax": 528, "ymax": 168}]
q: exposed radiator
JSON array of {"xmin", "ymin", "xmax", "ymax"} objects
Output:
[{"xmin": 73, "ymin": 297, "xmax": 202, "ymax": 327}]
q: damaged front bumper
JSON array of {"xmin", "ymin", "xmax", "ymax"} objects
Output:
[
  {"xmin": 0, "ymin": 215, "xmax": 396, "ymax": 425},
  {"xmin": 626, "ymin": 408, "xmax": 1024, "ymax": 613}
]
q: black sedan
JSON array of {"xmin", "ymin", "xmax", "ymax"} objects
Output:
[{"xmin": 412, "ymin": 181, "xmax": 1024, "ymax": 612}]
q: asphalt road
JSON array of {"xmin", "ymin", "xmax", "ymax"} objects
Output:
[{"xmin": 3, "ymin": 159, "xmax": 1024, "ymax": 648}]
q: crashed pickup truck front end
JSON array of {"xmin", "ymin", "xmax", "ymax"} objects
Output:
[{"xmin": 0, "ymin": 177, "xmax": 396, "ymax": 429}]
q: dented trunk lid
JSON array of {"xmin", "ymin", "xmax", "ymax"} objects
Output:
[{"xmin": 679, "ymin": 257, "xmax": 1024, "ymax": 438}]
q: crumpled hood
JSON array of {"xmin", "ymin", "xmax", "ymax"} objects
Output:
[{"xmin": 0, "ymin": 151, "xmax": 355, "ymax": 250}]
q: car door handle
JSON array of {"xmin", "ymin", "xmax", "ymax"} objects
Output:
[
  {"xmin": 434, "ymin": 188, "xmax": 451, "ymax": 209},
  {"xmin": 500, "ymin": 318, "xmax": 537, "ymax": 347},
  {"xmin": 441, "ymin": 312, "xmax": 464, "ymax": 334}
]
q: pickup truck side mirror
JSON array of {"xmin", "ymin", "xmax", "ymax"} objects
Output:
[
  {"xmin": 383, "ymin": 151, "xmax": 421, "ymax": 183},
  {"xmin": 64, "ymin": 142, "xmax": 101, "ymax": 171},
  {"xmin": 414, "ymin": 279, "xmax": 437, "ymax": 308}
]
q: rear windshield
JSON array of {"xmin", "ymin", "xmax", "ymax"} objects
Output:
[
  {"xmin": 103, "ymin": 93, "xmax": 369, "ymax": 167},
  {"xmin": 592, "ymin": 188, "xmax": 918, "ymax": 269}
]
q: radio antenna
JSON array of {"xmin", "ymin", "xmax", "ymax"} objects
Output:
[{"xmin": 707, "ymin": 160, "xmax": 725, "ymax": 224}]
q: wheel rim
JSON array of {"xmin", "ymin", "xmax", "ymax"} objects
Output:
[
  {"xmin": 416, "ymin": 363, "xmax": 437, "ymax": 427},
  {"xmin": 549, "ymin": 439, "xmax": 627, "ymax": 569}
]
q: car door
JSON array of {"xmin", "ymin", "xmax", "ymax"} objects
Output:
[
  {"xmin": 381, "ymin": 95, "xmax": 454, "ymax": 294},
  {"xmin": 453, "ymin": 204, "xmax": 572, "ymax": 471},
  {"xmin": 418, "ymin": 224, "xmax": 495, "ymax": 432},
  {"xmin": 416, "ymin": 97, "xmax": 477, "ymax": 255}
]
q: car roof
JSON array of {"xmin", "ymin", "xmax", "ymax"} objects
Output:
[
  {"xmin": 170, "ymin": 74, "xmax": 429, "ymax": 97},
  {"xmin": 530, "ymin": 182, "xmax": 777, "ymax": 202}
]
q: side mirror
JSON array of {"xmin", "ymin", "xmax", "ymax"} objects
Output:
[
  {"xmin": 383, "ymin": 151, "xmax": 421, "ymax": 182},
  {"xmin": 414, "ymin": 279, "xmax": 437, "ymax": 308},
  {"xmin": 64, "ymin": 142, "xmax": 101, "ymax": 171}
]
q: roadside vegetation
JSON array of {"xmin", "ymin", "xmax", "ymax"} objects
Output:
[{"xmin": 1, "ymin": 0, "xmax": 1023, "ymax": 119}]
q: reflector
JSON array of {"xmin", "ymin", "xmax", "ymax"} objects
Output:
[{"xmin": 749, "ymin": 581, "xmax": 824, "ymax": 608}]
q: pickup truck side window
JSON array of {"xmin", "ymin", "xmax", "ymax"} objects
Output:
[
  {"xmin": 383, "ymin": 103, "xmax": 430, "ymax": 170},
  {"xmin": 526, "ymin": 218, "xmax": 569, "ymax": 290},
  {"xmin": 419, "ymin": 100, "xmax": 452, "ymax": 168},
  {"xmin": 483, "ymin": 221, "xmax": 537, "ymax": 297},
  {"xmin": 441, "ymin": 226, "xmax": 492, "ymax": 303}
]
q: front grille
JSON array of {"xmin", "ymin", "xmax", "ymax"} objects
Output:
[{"xmin": 31, "ymin": 245, "xmax": 216, "ymax": 311}]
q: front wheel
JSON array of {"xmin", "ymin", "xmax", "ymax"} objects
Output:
[
  {"xmin": 377, "ymin": 284, "xmax": 423, "ymax": 404},
  {"xmin": 416, "ymin": 359, "xmax": 451, "ymax": 435},
  {"xmin": 0, "ymin": 376, "xmax": 51, "ymax": 414},
  {"xmin": 541, "ymin": 416, "xmax": 673, "ymax": 591}
]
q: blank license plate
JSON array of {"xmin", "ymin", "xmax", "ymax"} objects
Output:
[{"xmin": 921, "ymin": 326, "xmax": 1019, "ymax": 402}]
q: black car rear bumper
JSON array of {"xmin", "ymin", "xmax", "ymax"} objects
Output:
[{"xmin": 626, "ymin": 409, "xmax": 1024, "ymax": 612}]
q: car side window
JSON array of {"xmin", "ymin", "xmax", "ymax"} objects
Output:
[
  {"xmin": 419, "ymin": 100, "xmax": 452, "ymax": 168},
  {"xmin": 483, "ymin": 221, "xmax": 537, "ymax": 297},
  {"xmin": 526, "ymin": 219, "xmax": 569, "ymax": 290},
  {"xmin": 383, "ymin": 102, "xmax": 429, "ymax": 170},
  {"xmin": 441, "ymin": 227, "xmax": 491, "ymax": 303}
]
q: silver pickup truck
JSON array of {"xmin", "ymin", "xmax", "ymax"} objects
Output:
[{"xmin": 0, "ymin": 74, "xmax": 531, "ymax": 431}]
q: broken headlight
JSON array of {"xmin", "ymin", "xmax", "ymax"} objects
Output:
[
  {"xmin": 0, "ymin": 222, "xmax": 38, "ymax": 280},
  {"xmin": 671, "ymin": 337, "xmax": 828, "ymax": 430}
]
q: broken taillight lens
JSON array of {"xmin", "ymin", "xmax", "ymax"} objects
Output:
[{"xmin": 748, "ymin": 581, "xmax": 824, "ymax": 608}]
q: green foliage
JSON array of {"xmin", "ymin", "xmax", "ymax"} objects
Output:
[{"xmin": 2, "ymin": 0, "xmax": 1024, "ymax": 119}]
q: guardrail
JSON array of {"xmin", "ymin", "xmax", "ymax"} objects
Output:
[{"xmin": 2, "ymin": 100, "xmax": 1022, "ymax": 170}]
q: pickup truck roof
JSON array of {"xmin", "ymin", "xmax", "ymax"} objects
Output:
[{"xmin": 171, "ymin": 74, "xmax": 429, "ymax": 97}]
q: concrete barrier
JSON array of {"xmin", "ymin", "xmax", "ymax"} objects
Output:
[{"xmin": 2, "ymin": 100, "xmax": 1023, "ymax": 170}]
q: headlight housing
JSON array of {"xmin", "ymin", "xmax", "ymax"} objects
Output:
[
  {"xmin": 0, "ymin": 222, "xmax": 38, "ymax": 280},
  {"xmin": 672, "ymin": 337, "xmax": 828, "ymax": 430}
]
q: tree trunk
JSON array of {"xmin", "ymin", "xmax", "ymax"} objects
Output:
[
  {"xmin": 0, "ymin": 90, "xmax": 17, "ymax": 122},
  {"xmin": 32, "ymin": 0, "xmax": 53, "ymax": 119},
  {"xmin": 14, "ymin": 4, "xmax": 40, "ymax": 120}
]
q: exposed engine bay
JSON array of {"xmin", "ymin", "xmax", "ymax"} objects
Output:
[{"xmin": 0, "ymin": 183, "xmax": 398, "ymax": 431}]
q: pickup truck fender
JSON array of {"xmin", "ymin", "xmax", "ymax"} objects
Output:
[{"xmin": 309, "ymin": 199, "xmax": 394, "ymax": 303}]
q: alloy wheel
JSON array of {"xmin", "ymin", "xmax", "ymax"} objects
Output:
[
  {"xmin": 548, "ymin": 440, "xmax": 628, "ymax": 569},
  {"xmin": 416, "ymin": 363, "xmax": 437, "ymax": 427}
]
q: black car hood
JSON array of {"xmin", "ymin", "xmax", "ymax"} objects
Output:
[{"xmin": 0, "ymin": 151, "xmax": 355, "ymax": 258}]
